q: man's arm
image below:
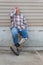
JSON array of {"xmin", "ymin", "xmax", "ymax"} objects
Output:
[
  {"xmin": 10, "ymin": 11, "xmax": 14, "ymax": 29},
  {"xmin": 10, "ymin": 9, "xmax": 16, "ymax": 22},
  {"xmin": 10, "ymin": 11, "xmax": 14, "ymax": 22},
  {"xmin": 10, "ymin": 10, "xmax": 16, "ymax": 29}
]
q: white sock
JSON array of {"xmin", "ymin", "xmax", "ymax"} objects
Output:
[{"xmin": 19, "ymin": 38, "xmax": 28, "ymax": 44}]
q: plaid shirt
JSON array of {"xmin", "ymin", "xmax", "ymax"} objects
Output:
[{"xmin": 10, "ymin": 10, "xmax": 27, "ymax": 31}]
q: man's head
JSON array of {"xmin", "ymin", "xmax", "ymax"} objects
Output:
[{"xmin": 15, "ymin": 7, "xmax": 20, "ymax": 15}]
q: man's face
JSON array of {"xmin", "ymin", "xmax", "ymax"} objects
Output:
[{"xmin": 15, "ymin": 7, "xmax": 20, "ymax": 15}]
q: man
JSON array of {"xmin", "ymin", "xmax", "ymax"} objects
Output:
[{"xmin": 10, "ymin": 7, "xmax": 28, "ymax": 56}]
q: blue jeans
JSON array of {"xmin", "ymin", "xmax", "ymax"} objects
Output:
[{"xmin": 11, "ymin": 27, "xmax": 28, "ymax": 47}]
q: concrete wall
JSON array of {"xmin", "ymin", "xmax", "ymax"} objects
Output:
[{"xmin": 0, "ymin": 0, "xmax": 43, "ymax": 50}]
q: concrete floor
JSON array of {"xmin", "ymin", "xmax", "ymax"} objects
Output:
[{"xmin": 0, "ymin": 49, "xmax": 43, "ymax": 65}]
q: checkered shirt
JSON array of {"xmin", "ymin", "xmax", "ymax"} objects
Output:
[{"xmin": 10, "ymin": 10, "xmax": 27, "ymax": 31}]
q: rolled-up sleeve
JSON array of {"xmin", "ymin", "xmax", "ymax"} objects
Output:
[
  {"xmin": 10, "ymin": 10, "xmax": 16, "ymax": 22},
  {"xmin": 10, "ymin": 11, "xmax": 14, "ymax": 22}
]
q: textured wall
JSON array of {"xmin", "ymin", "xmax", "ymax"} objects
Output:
[
  {"xmin": 0, "ymin": 0, "xmax": 43, "ymax": 50},
  {"xmin": 0, "ymin": 0, "xmax": 43, "ymax": 26}
]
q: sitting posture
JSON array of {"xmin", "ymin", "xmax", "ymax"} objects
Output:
[{"xmin": 10, "ymin": 7, "xmax": 29, "ymax": 56}]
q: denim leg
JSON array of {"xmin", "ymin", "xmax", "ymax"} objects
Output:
[
  {"xmin": 11, "ymin": 27, "xmax": 18, "ymax": 46},
  {"xmin": 20, "ymin": 28, "xmax": 29, "ymax": 38}
]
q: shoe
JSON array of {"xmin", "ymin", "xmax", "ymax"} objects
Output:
[
  {"xmin": 17, "ymin": 43, "xmax": 23, "ymax": 52},
  {"xmin": 10, "ymin": 46, "xmax": 19, "ymax": 56}
]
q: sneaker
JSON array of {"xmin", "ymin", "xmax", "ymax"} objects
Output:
[{"xmin": 10, "ymin": 46, "xmax": 19, "ymax": 56}]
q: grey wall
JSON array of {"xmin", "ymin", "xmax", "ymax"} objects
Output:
[
  {"xmin": 0, "ymin": 0, "xmax": 43, "ymax": 50},
  {"xmin": 0, "ymin": 0, "xmax": 43, "ymax": 26}
]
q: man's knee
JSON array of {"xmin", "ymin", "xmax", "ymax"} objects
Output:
[{"xmin": 21, "ymin": 28, "xmax": 29, "ymax": 38}]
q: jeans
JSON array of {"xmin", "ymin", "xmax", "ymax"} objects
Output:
[{"xmin": 11, "ymin": 27, "xmax": 28, "ymax": 47}]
